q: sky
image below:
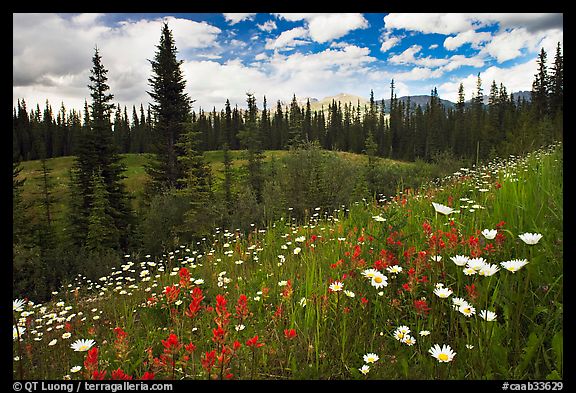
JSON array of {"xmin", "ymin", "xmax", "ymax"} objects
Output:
[{"xmin": 13, "ymin": 13, "xmax": 563, "ymax": 114}]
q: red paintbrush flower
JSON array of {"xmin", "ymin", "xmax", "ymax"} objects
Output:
[
  {"xmin": 111, "ymin": 368, "xmax": 133, "ymax": 380},
  {"xmin": 161, "ymin": 333, "xmax": 181, "ymax": 351},
  {"xmin": 284, "ymin": 328, "xmax": 297, "ymax": 340},
  {"xmin": 140, "ymin": 371, "xmax": 155, "ymax": 380},
  {"xmin": 246, "ymin": 335, "xmax": 264, "ymax": 348}
]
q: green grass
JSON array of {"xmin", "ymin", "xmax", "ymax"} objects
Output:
[{"xmin": 13, "ymin": 143, "xmax": 563, "ymax": 380}]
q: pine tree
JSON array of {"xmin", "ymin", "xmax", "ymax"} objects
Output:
[
  {"xmin": 260, "ymin": 96, "xmax": 272, "ymax": 149},
  {"xmin": 13, "ymin": 153, "xmax": 29, "ymax": 245},
  {"xmin": 174, "ymin": 121, "xmax": 214, "ymax": 239},
  {"xmin": 288, "ymin": 94, "xmax": 303, "ymax": 146},
  {"xmin": 69, "ymin": 47, "xmax": 134, "ymax": 251},
  {"xmin": 364, "ymin": 130, "xmax": 379, "ymax": 197},
  {"xmin": 239, "ymin": 93, "xmax": 265, "ymax": 203},
  {"xmin": 549, "ymin": 42, "xmax": 563, "ymax": 140},
  {"xmin": 85, "ymin": 169, "xmax": 119, "ymax": 251},
  {"xmin": 145, "ymin": 22, "xmax": 191, "ymax": 195},
  {"xmin": 531, "ymin": 47, "xmax": 550, "ymax": 119},
  {"xmin": 222, "ymin": 142, "xmax": 234, "ymax": 224}
]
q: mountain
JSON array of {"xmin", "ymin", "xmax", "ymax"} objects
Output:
[
  {"xmin": 466, "ymin": 90, "xmax": 532, "ymax": 106},
  {"xmin": 283, "ymin": 90, "xmax": 531, "ymax": 115}
]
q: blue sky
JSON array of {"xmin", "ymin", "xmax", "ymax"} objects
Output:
[{"xmin": 13, "ymin": 13, "xmax": 563, "ymax": 113}]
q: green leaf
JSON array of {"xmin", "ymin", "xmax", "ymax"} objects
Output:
[
  {"xmin": 551, "ymin": 330, "xmax": 563, "ymax": 372},
  {"xmin": 515, "ymin": 331, "xmax": 542, "ymax": 378},
  {"xmin": 545, "ymin": 370, "xmax": 562, "ymax": 380}
]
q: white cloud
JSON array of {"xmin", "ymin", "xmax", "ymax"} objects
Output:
[
  {"xmin": 257, "ymin": 20, "xmax": 277, "ymax": 32},
  {"xmin": 13, "ymin": 13, "xmax": 222, "ymax": 110},
  {"xmin": 383, "ymin": 13, "xmax": 562, "ymax": 35},
  {"xmin": 265, "ymin": 27, "xmax": 310, "ymax": 51},
  {"xmin": 384, "ymin": 13, "xmax": 478, "ymax": 35},
  {"xmin": 273, "ymin": 13, "xmax": 368, "ymax": 43},
  {"xmin": 388, "ymin": 44, "xmax": 422, "ymax": 64},
  {"xmin": 440, "ymin": 54, "xmax": 485, "ymax": 72},
  {"xmin": 306, "ymin": 13, "xmax": 368, "ymax": 43},
  {"xmin": 444, "ymin": 30, "xmax": 492, "ymax": 51},
  {"xmin": 388, "ymin": 45, "xmax": 449, "ymax": 68},
  {"xmin": 180, "ymin": 44, "xmax": 379, "ymax": 109},
  {"xmin": 380, "ymin": 33, "xmax": 401, "ymax": 53},
  {"xmin": 429, "ymin": 44, "xmax": 438, "ymax": 49},
  {"xmin": 480, "ymin": 28, "xmax": 534, "ymax": 63},
  {"xmin": 438, "ymin": 59, "xmax": 538, "ymax": 102},
  {"xmin": 222, "ymin": 13, "xmax": 257, "ymax": 25}
]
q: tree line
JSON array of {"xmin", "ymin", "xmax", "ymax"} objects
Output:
[
  {"xmin": 13, "ymin": 43, "xmax": 563, "ymax": 165},
  {"xmin": 12, "ymin": 22, "xmax": 562, "ymax": 301}
]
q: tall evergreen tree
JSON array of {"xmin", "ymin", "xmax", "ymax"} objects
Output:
[
  {"xmin": 531, "ymin": 47, "xmax": 550, "ymax": 119},
  {"xmin": 68, "ymin": 47, "xmax": 134, "ymax": 251},
  {"xmin": 239, "ymin": 93, "xmax": 265, "ymax": 203},
  {"xmin": 145, "ymin": 22, "xmax": 192, "ymax": 195}
]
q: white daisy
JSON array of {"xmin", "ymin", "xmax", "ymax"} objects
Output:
[
  {"xmin": 451, "ymin": 297, "xmax": 468, "ymax": 311},
  {"xmin": 458, "ymin": 303, "xmax": 476, "ymax": 317},
  {"xmin": 370, "ymin": 272, "xmax": 388, "ymax": 289},
  {"xmin": 329, "ymin": 281, "xmax": 344, "ymax": 292},
  {"xmin": 518, "ymin": 233, "xmax": 543, "ymax": 245},
  {"xmin": 467, "ymin": 257, "xmax": 487, "ymax": 271},
  {"xmin": 500, "ymin": 259, "xmax": 529, "ymax": 273},
  {"xmin": 402, "ymin": 335, "xmax": 416, "ymax": 346},
  {"xmin": 463, "ymin": 267, "xmax": 477, "ymax": 275},
  {"xmin": 450, "ymin": 255, "xmax": 469, "ymax": 266},
  {"xmin": 479, "ymin": 310, "xmax": 497, "ymax": 321},
  {"xmin": 13, "ymin": 299, "xmax": 26, "ymax": 312},
  {"xmin": 359, "ymin": 364, "xmax": 370, "ymax": 375},
  {"xmin": 432, "ymin": 202, "xmax": 454, "ymax": 215},
  {"xmin": 478, "ymin": 263, "xmax": 500, "ymax": 277},
  {"xmin": 481, "ymin": 229, "xmax": 497, "ymax": 240},
  {"xmin": 363, "ymin": 353, "xmax": 379, "ymax": 363},
  {"xmin": 70, "ymin": 366, "xmax": 82, "ymax": 373},
  {"xmin": 428, "ymin": 344, "xmax": 456, "ymax": 363},
  {"xmin": 70, "ymin": 339, "xmax": 96, "ymax": 352},
  {"xmin": 361, "ymin": 268, "xmax": 379, "ymax": 279},
  {"xmin": 433, "ymin": 287, "xmax": 453, "ymax": 298}
]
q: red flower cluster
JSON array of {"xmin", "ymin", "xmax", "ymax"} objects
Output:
[
  {"xmin": 163, "ymin": 285, "xmax": 180, "ymax": 304},
  {"xmin": 185, "ymin": 287, "xmax": 204, "ymax": 319},
  {"xmin": 284, "ymin": 328, "xmax": 297, "ymax": 340},
  {"xmin": 179, "ymin": 267, "xmax": 191, "ymax": 289},
  {"xmin": 246, "ymin": 335, "xmax": 264, "ymax": 349}
]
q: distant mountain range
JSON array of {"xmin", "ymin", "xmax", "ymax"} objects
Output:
[{"xmin": 291, "ymin": 91, "xmax": 532, "ymax": 114}]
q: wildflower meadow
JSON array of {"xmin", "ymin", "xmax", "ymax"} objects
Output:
[{"xmin": 13, "ymin": 143, "xmax": 563, "ymax": 380}]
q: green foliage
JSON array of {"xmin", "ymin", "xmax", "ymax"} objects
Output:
[
  {"xmin": 145, "ymin": 22, "xmax": 191, "ymax": 194},
  {"xmin": 139, "ymin": 192, "xmax": 191, "ymax": 256}
]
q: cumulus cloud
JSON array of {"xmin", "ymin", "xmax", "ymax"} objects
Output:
[
  {"xmin": 273, "ymin": 13, "xmax": 368, "ymax": 43},
  {"xmin": 257, "ymin": 20, "xmax": 277, "ymax": 32},
  {"xmin": 264, "ymin": 27, "xmax": 310, "ymax": 51},
  {"xmin": 444, "ymin": 30, "xmax": 492, "ymax": 51},
  {"xmin": 438, "ymin": 59, "xmax": 538, "ymax": 102},
  {"xmin": 380, "ymin": 31, "xmax": 402, "ymax": 53},
  {"xmin": 13, "ymin": 13, "xmax": 222, "ymax": 110},
  {"xmin": 384, "ymin": 13, "xmax": 478, "ymax": 35},
  {"xmin": 222, "ymin": 13, "xmax": 257, "ymax": 25},
  {"xmin": 479, "ymin": 28, "xmax": 533, "ymax": 63},
  {"xmin": 181, "ymin": 44, "xmax": 378, "ymax": 109}
]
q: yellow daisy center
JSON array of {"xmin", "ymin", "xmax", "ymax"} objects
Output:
[
  {"xmin": 374, "ymin": 276, "xmax": 383, "ymax": 283},
  {"xmin": 438, "ymin": 353, "xmax": 449, "ymax": 362}
]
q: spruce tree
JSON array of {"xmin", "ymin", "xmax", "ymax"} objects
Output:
[
  {"xmin": 239, "ymin": 93, "xmax": 265, "ymax": 203},
  {"xmin": 69, "ymin": 47, "xmax": 134, "ymax": 251},
  {"xmin": 85, "ymin": 169, "xmax": 119, "ymax": 252},
  {"xmin": 174, "ymin": 121, "xmax": 214, "ymax": 239},
  {"xmin": 145, "ymin": 22, "xmax": 191, "ymax": 195}
]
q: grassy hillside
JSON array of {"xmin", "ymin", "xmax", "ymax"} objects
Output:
[
  {"xmin": 18, "ymin": 150, "xmax": 416, "ymax": 223},
  {"xmin": 13, "ymin": 143, "xmax": 563, "ymax": 380}
]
